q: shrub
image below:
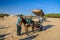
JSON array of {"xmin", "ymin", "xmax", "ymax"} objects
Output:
[{"xmin": 45, "ymin": 13, "xmax": 60, "ymax": 18}]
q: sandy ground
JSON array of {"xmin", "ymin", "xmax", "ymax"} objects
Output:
[{"xmin": 0, "ymin": 16, "xmax": 60, "ymax": 40}]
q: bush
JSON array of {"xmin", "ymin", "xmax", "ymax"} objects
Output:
[
  {"xmin": 45, "ymin": 13, "xmax": 60, "ymax": 18},
  {"xmin": 0, "ymin": 13, "xmax": 9, "ymax": 17}
]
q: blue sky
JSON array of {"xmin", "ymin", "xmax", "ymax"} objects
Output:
[{"xmin": 0, "ymin": 0, "xmax": 60, "ymax": 15}]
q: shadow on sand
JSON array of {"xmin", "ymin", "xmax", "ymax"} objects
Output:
[
  {"xmin": 18, "ymin": 25, "xmax": 54, "ymax": 36},
  {"xmin": 19, "ymin": 25, "xmax": 54, "ymax": 40},
  {"xmin": 20, "ymin": 34, "xmax": 39, "ymax": 40},
  {"xmin": 0, "ymin": 33, "xmax": 11, "ymax": 40},
  {"xmin": 42, "ymin": 25, "xmax": 54, "ymax": 31}
]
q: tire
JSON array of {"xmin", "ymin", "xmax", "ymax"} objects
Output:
[{"xmin": 39, "ymin": 25, "xmax": 43, "ymax": 31}]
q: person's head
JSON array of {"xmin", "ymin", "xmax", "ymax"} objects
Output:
[{"xmin": 20, "ymin": 15, "xmax": 23, "ymax": 18}]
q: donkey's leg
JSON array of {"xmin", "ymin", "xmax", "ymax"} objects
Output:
[
  {"xmin": 24, "ymin": 24, "xmax": 29, "ymax": 36},
  {"xmin": 31, "ymin": 24, "xmax": 35, "ymax": 33}
]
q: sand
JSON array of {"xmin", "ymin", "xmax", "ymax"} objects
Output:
[{"xmin": 0, "ymin": 16, "xmax": 60, "ymax": 40}]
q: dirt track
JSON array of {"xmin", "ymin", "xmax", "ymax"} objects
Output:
[{"xmin": 0, "ymin": 16, "xmax": 60, "ymax": 40}]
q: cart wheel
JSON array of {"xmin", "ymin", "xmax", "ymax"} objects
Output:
[{"xmin": 39, "ymin": 25, "xmax": 43, "ymax": 31}]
